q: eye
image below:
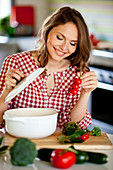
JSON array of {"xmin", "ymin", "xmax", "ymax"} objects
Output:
[
  {"xmin": 56, "ymin": 35, "xmax": 63, "ymax": 40},
  {"xmin": 70, "ymin": 42, "xmax": 78, "ymax": 46}
]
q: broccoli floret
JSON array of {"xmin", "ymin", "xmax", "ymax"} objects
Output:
[
  {"xmin": 91, "ymin": 126, "xmax": 101, "ymax": 136},
  {"xmin": 62, "ymin": 122, "xmax": 78, "ymax": 135},
  {"xmin": 10, "ymin": 138, "xmax": 37, "ymax": 166}
]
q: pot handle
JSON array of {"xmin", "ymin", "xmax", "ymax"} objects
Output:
[{"xmin": 3, "ymin": 115, "xmax": 25, "ymax": 124}]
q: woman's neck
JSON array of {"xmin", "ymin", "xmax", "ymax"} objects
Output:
[{"xmin": 45, "ymin": 58, "xmax": 70, "ymax": 73}]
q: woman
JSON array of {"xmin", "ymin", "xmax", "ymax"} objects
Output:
[{"xmin": 0, "ymin": 6, "xmax": 98, "ymax": 129}]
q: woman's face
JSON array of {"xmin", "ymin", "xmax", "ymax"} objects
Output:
[{"xmin": 47, "ymin": 22, "xmax": 78, "ymax": 62}]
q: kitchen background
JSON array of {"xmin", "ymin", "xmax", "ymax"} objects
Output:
[{"xmin": 0, "ymin": 0, "xmax": 113, "ymax": 133}]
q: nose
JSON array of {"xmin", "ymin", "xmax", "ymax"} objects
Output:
[{"xmin": 60, "ymin": 41, "xmax": 68, "ymax": 51}]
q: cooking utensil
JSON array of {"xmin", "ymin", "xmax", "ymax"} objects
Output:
[
  {"xmin": 5, "ymin": 67, "xmax": 45, "ymax": 103},
  {"xmin": 4, "ymin": 108, "xmax": 58, "ymax": 139}
]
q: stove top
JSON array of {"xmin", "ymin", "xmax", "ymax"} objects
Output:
[
  {"xmin": 91, "ymin": 49, "xmax": 113, "ymax": 59},
  {"xmin": 89, "ymin": 49, "xmax": 113, "ymax": 67}
]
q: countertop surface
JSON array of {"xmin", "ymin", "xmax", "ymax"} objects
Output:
[{"xmin": 0, "ymin": 130, "xmax": 113, "ymax": 170}]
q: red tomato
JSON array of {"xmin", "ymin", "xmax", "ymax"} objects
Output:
[
  {"xmin": 51, "ymin": 149, "xmax": 76, "ymax": 169},
  {"xmin": 71, "ymin": 83, "xmax": 79, "ymax": 89},
  {"xmin": 79, "ymin": 134, "xmax": 89, "ymax": 140},
  {"xmin": 69, "ymin": 89, "xmax": 77, "ymax": 95},
  {"xmin": 73, "ymin": 78, "xmax": 81, "ymax": 85}
]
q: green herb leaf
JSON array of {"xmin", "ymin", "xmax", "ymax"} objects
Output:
[
  {"xmin": 58, "ymin": 135, "xmax": 66, "ymax": 143},
  {"xmin": 0, "ymin": 137, "xmax": 3, "ymax": 146},
  {"xmin": 58, "ymin": 131, "xmax": 86, "ymax": 143},
  {"xmin": 0, "ymin": 146, "xmax": 9, "ymax": 152},
  {"xmin": 0, "ymin": 137, "xmax": 9, "ymax": 155},
  {"xmin": 62, "ymin": 122, "xmax": 78, "ymax": 135},
  {"xmin": 66, "ymin": 130, "xmax": 86, "ymax": 139}
]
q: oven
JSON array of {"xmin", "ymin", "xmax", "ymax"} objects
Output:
[{"xmin": 87, "ymin": 49, "xmax": 113, "ymax": 134}]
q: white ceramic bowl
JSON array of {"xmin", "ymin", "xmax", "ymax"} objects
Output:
[{"xmin": 4, "ymin": 108, "xmax": 58, "ymax": 139}]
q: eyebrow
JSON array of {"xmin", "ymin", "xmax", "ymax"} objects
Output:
[{"xmin": 57, "ymin": 32, "xmax": 78, "ymax": 42}]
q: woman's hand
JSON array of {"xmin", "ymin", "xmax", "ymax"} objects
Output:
[
  {"xmin": 80, "ymin": 71, "xmax": 98, "ymax": 93},
  {"xmin": 5, "ymin": 69, "xmax": 24, "ymax": 91}
]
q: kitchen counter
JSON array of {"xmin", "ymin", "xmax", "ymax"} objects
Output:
[
  {"xmin": 0, "ymin": 130, "xmax": 113, "ymax": 170},
  {"xmin": 95, "ymin": 41, "xmax": 113, "ymax": 49}
]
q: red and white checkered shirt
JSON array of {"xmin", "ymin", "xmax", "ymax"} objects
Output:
[{"xmin": 0, "ymin": 51, "xmax": 92, "ymax": 129}]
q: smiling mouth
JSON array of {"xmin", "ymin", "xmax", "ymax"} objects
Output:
[{"xmin": 53, "ymin": 47, "xmax": 67, "ymax": 56}]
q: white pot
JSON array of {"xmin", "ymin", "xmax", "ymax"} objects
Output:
[{"xmin": 4, "ymin": 108, "xmax": 58, "ymax": 139}]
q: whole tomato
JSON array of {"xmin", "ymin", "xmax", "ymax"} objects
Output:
[
  {"xmin": 71, "ymin": 83, "xmax": 79, "ymax": 89},
  {"xmin": 51, "ymin": 149, "xmax": 76, "ymax": 169},
  {"xmin": 78, "ymin": 133, "xmax": 89, "ymax": 141},
  {"xmin": 69, "ymin": 89, "xmax": 77, "ymax": 95},
  {"xmin": 73, "ymin": 78, "xmax": 81, "ymax": 85}
]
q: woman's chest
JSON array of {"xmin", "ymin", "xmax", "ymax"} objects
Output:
[
  {"xmin": 10, "ymin": 70, "xmax": 80, "ymax": 109},
  {"xmin": 46, "ymin": 73, "xmax": 55, "ymax": 94}
]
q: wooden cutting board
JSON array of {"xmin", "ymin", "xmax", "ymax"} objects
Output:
[{"xmin": 5, "ymin": 131, "xmax": 113, "ymax": 150}]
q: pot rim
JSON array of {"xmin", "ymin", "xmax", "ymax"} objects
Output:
[{"xmin": 4, "ymin": 108, "xmax": 58, "ymax": 119}]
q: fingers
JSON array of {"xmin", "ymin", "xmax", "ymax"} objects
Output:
[
  {"xmin": 5, "ymin": 69, "xmax": 24, "ymax": 91},
  {"xmin": 6, "ymin": 69, "xmax": 24, "ymax": 79},
  {"xmin": 81, "ymin": 71, "xmax": 98, "ymax": 92}
]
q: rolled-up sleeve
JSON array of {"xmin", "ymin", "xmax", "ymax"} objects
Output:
[{"xmin": 78, "ymin": 110, "xmax": 92, "ymax": 129}]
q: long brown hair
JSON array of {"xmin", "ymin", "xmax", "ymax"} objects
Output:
[{"xmin": 36, "ymin": 6, "xmax": 91, "ymax": 71}]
